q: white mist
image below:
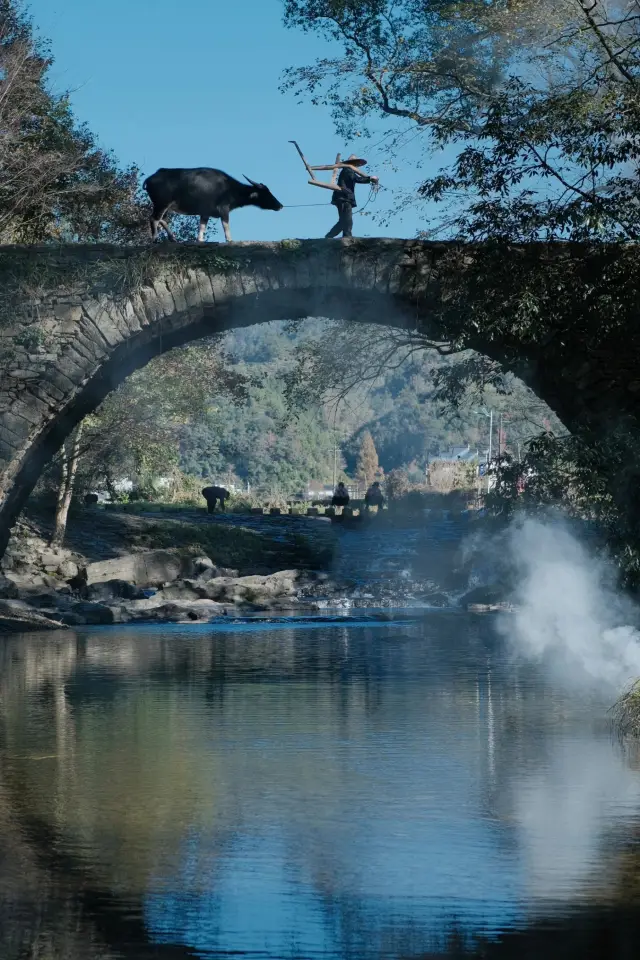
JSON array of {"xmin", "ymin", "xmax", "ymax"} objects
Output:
[{"xmin": 501, "ymin": 517, "xmax": 640, "ymax": 690}]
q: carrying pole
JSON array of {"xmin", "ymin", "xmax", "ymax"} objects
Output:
[
  {"xmin": 330, "ymin": 153, "xmax": 341, "ymax": 186},
  {"xmin": 289, "ymin": 141, "xmax": 365, "ymax": 191},
  {"xmin": 289, "ymin": 140, "xmax": 315, "ymax": 180}
]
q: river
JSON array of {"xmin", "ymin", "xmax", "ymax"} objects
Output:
[{"xmin": 1, "ymin": 613, "xmax": 640, "ymax": 959}]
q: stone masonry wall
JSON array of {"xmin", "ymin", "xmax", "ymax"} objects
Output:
[{"xmin": 0, "ymin": 239, "xmax": 447, "ymax": 555}]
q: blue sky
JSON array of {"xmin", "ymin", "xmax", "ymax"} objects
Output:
[{"xmin": 27, "ymin": 0, "xmax": 431, "ymax": 242}]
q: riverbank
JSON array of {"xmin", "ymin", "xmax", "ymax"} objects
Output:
[{"xmin": 0, "ymin": 499, "xmax": 508, "ymax": 630}]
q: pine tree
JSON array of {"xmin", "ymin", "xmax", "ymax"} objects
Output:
[{"xmin": 356, "ymin": 431, "xmax": 379, "ymax": 488}]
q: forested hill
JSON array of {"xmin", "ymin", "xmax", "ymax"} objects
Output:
[{"xmin": 178, "ymin": 321, "xmax": 556, "ymax": 495}]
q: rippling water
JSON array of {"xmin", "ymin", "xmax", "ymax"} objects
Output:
[{"xmin": 1, "ymin": 616, "xmax": 640, "ymax": 959}]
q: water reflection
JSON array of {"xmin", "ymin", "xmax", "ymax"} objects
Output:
[{"xmin": 1, "ymin": 620, "xmax": 640, "ymax": 958}]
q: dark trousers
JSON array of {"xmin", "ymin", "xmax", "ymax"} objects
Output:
[{"xmin": 326, "ymin": 201, "xmax": 354, "ymax": 238}]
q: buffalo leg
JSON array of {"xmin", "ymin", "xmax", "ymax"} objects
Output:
[
  {"xmin": 197, "ymin": 216, "xmax": 208, "ymax": 242},
  {"xmin": 221, "ymin": 216, "xmax": 232, "ymax": 242},
  {"xmin": 151, "ymin": 205, "xmax": 176, "ymax": 242},
  {"xmin": 159, "ymin": 218, "xmax": 176, "ymax": 242}
]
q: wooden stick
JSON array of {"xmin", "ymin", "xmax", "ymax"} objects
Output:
[
  {"xmin": 330, "ymin": 153, "xmax": 341, "ymax": 187},
  {"xmin": 289, "ymin": 140, "xmax": 314, "ymax": 180},
  {"xmin": 310, "ymin": 163, "xmax": 363, "ymax": 173},
  {"xmin": 291, "ymin": 141, "xmax": 363, "ymax": 191},
  {"xmin": 307, "ymin": 179, "xmax": 336, "ymax": 191}
]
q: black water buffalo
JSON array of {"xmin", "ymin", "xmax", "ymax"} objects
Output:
[
  {"xmin": 202, "ymin": 485, "xmax": 230, "ymax": 514},
  {"xmin": 143, "ymin": 167, "xmax": 283, "ymax": 242}
]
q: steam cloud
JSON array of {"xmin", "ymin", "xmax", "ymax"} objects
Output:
[{"xmin": 501, "ymin": 517, "xmax": 640, "ymax": 690}]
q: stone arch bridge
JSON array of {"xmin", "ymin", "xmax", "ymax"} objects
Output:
[{"xmin": 0, "ymin": 238, "xmax": 635, "ymax": 558}]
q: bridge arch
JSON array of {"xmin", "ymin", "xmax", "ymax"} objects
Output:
[{"xmin": 0, "ymin": 238, "xmax": 609, "ymax": 557}]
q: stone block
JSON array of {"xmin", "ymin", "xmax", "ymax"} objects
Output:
[{"xmin": 81, "ymin": 549, "xmax": 195, "ymax": 587}]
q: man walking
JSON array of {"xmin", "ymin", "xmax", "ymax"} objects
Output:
[{"xmin": 326, "ymin": 155, "xmax": 378, "ymax": 239}]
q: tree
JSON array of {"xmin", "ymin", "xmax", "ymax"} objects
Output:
[
  {"xmin": 281, "ymin": 0, "xmax": 560, "ymax": 148},
  {"xmin": 385, "ymin": 467, "xmax": 411, "ymax": 501},
  {"xmin": 355, "ymin": 430, "xmax": 380, "ymax": 487},
  {"xmin": 43, "ymin": 343, "xmax": 249, "ymax": 544},
  {"xmin": 0, "ymin": 0, "xmax": 145, "ymax": 243},
  {"xmin": 283, "ymin": 0, "xmax": 640, "ymax": 581},
  {"xmin": 51, "ymin": 423, "xmax": 83, "ymax": 547}
]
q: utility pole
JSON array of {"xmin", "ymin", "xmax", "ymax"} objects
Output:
[
  {"xmin": 333, "ymin": 436, "xmax": 337, "ymax": 489},
  {"xmin": 488, "ymin": 410, "xmax": 493, "ymax": 462},
  {"xmin": 498, "ymin": 412, "xmax": 503, "ymax": 457}
]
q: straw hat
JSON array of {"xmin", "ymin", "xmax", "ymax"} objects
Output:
[{"xmin": 346, "ymin": 154, "xmax": 367, "ymax": 166}]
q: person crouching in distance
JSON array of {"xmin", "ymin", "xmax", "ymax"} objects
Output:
[
  {"xmin": 202, "ymin": 485, "xmax": 230, "ymax": 513},
  {"xmin": 326, "ymin": 155, "xmax": 378, "ymax": 239},
  {"xmin": 332, "ymin": 482, "xmax": 350, "ymax": 511},
  {"xmin": 364, "ymin": 481, "xmax": 385, "ymax": 512}
]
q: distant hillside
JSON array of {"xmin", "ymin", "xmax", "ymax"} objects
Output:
[{"xmin": 178, "ymin": 321, "xmax": 558, "ymax": 494}]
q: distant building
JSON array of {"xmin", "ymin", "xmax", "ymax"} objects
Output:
[
  {"xmin": 426, "ymin": 446, "xmax": 480, "ymax": 466},
  {"xmin": 306, "ymin": 481, "xmax": 334, "ymax": 500}
]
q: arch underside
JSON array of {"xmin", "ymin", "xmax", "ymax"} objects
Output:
[
  {"xmin": 0, "ymin": 284, "xmax": 443, "ymax": 555},
  {"xmin": 0, "ymin": 237, "xmax": 622, "ymax": 560}
]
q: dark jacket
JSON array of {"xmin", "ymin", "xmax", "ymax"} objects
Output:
[
  {"xmin": 365, "ymin": 485, "xmax": 384, "ymax": 507},
  {"xmin": 202, "ymin": 485, "xmax": 229, "ymax": 501},
  {"xmin": 332, "ymin": 168, "xmax": 373, "ymax": 207}
]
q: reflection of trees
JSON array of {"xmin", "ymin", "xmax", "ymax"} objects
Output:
[{"xmin": 2, "ymin": 625, "xmax": 640, "ymax": 959}]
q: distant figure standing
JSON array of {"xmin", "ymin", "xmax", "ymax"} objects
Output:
[
  {"xmin": 364, "ymin": 481, "xmax": 385, "ymax": 512},
  {"xmin": 202, "ymin": 485, "xmax": 230, "ymax": 514},
  {"xmin": 326, "ymin": 155, "xmax": 378, "ymax": 239},
  {"xmin": 332, "ymin": 482, "xmax": 350, "ymax": 509}
]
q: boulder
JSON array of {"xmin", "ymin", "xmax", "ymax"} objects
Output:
[
  {"xmin": 0, "ymin": 574, "xmax": 19, "ymax": 599},
  {"xmin": 0, "ymin": 599, "xmax": 67, "ymax": 633},
  {"xmin": 80, "ymin": 549, "xmax": 196, "ymax": 587},
  {"xmin": 193, "ymin": 556, "xmax": 214, "ymax": 574},
  {"xmin": 150, "ymin": 600, "xmax": 224, "ymax": 622},
  {"xmin": 118, "ymin": 596, "xmax": 225, "ymax": 623},
  {"xmin": 62, "ymin": 601, "xmax": 115, "ymax": 625},
  {"xmin": 156, "ymin": 579, "xmax": 205, "ymax": 602},
  {"xmin": 8, "ymin": 572, "xmax": 60, "ymax": 591},
  {"xmin": 39, "ymin": 550, "xmax": 62, "ymax": 570},
  {"xmin": 57, "ymin": 559, "xmax": 79, "ymax": 580},
  {"xmin": 152, "ymin": 570, "xmax": 300, "ymax": 608},
  {"xmin": 200, "ymin": 570, "xmax": 299, "ymax": 605},
  {"xmin": 86, "ymin": 579, "xmax": 147, "ymax": 602},
  {"xmin": 24, "ymin": 591, "xmax": 73, "ymax": 610},
  {"xmin": 197, "ymin": 565, "xmax": 239, "ymax": 582}
]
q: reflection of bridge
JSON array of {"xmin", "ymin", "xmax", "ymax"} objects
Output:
[{"xmin": 0, "ymin": 239, "xmax": 635, "ymax": 556}]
